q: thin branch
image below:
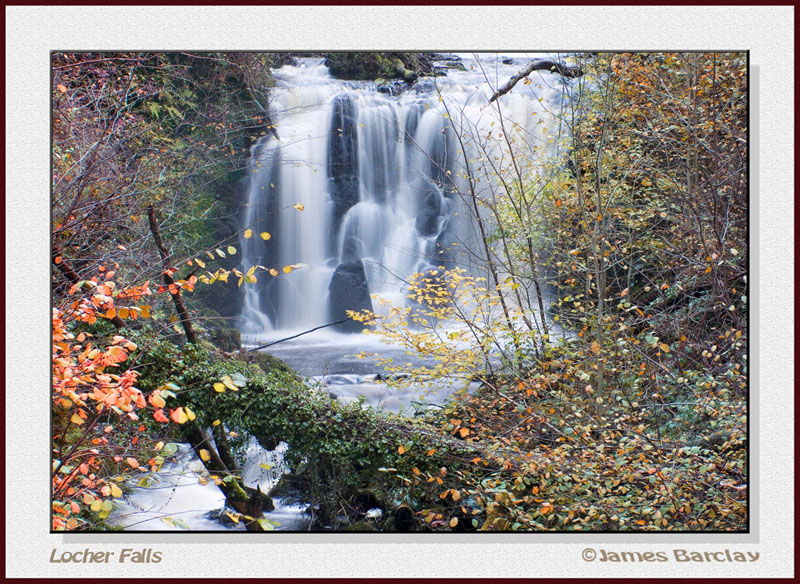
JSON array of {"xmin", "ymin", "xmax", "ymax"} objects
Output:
[{"xmin": 489, "ymin": 60, "xmax": 584, "ymax": 103}]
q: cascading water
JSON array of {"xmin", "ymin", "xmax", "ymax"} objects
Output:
[{"xmin": 238, "ymin": 54, "xmax": 569, "ymax": 341}]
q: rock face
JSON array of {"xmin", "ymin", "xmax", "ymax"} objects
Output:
[
  {"xmin": 327, "ymin": 95, "xmax": 360, "ymax": 228},
  {"xmin": 328, "ymin": 260, "xmax": 373, "ymax": 332},
  {"xmin": 416, "ymin": 182, "xmax": 443, "ymax": 237}
]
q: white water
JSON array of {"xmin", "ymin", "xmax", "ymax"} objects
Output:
[{"xmin": 239, "ymin": 53, "xmax": 570, "ymax": 340}]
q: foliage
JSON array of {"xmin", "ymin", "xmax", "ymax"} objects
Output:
[
  {"xmin": 351, "ymin": 52, "xmax": 748, "ymax": 531},
  {"xmin": 51, "ymin": 273, "xmax": 182, "ymax": 530}
]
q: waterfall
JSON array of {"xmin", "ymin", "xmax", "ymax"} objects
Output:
[
  {"xmin": 114, "ymin": 54, "xmax": 572, "ymax": 531},
  {"xmin": 239, "ymin": 54, "xmax": 569, "ymax": 341}
]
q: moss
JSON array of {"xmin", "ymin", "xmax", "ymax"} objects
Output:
[
  {"xmin": 249, "ymin": 351, "xmax": 300, "ymax": 379},
  {"xmin": 323, "ymin": 52, "xmax": 434, "ymax": 81},
  {"xmin": 212, "ymin": 327, "xmax": 242, "ymax": 352},
  {"xmin": 344, "ymin": 521, "xmax": 378, "ymax": 532}
]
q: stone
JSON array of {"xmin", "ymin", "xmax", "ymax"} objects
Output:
[
  {"xmin": 212, "ymin": 327, "xmax": 241, "ymax": 352},
  {"xmin": 327, "ymin": 95, "xmax": 360, "ymax": 227},
  {"xmin": 328, "ymin": 260, "xmax": 373, "ymax": 332},
  {"xmin": 416, "ymin": 186, "xmax": 443, "ymax": 237},
  {"xmin": 393, "ymin": 505, "xmax": 416, "ymax": 531},
  {"xmin": 250, "ymin": 352, "xmax": 299, "ymax": 379}
]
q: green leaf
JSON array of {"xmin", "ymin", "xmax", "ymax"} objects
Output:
[{"xmin": 162, "ymin": 443, "xmax": 179, "ymax": 457}]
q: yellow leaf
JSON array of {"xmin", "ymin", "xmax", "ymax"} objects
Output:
[
  {"xmin": 195, "ymin": 258, "xmax": 206, "ymax": 268},
  {"xmin": 260, "ymin": 232, "xmax": 271, "ymax": 240},
  {"xmin": 222, "ymin": 375, "xmax": 239, "ymax": 391},
  {"xmin": 244, "ymin": 229, "xmax": 253, "ymax": 239},
  {"xmin": 185, "ymin": 407, "xmax": 196, "ymax": 421},
  {"xmin": 214, "ymin": 382, "xmax": 226, "ymax": 393},
  {"xmin": 398, "ymin": 445, "xmax": 406, "ymax": 455},
  {"xmin": 283, "ymin": 266, "xmax": 293, "ymax": 274},
  {"xmin": 451, "ymin": 489, "xmax": 461, "ymax": 501},
  {"xmin": 449, "ymin": 517, "xmax": 458, "ymax": 528},
  {"xmin": 90, "ymin": 499, "xmax": 102, "ymax": 512},
  {"xmin": 212, "ymin": 419, "xmax": 221, "ymax": 427},
  {"xmin": 199, "ymin": 449, "xmax": 211, "ymax": 462},
  {"xmin": 658, "ymin": 343, "xmax": 671, "ymax": 353},
  {"xmin": 70, "ymin": 413, "xmax": 85, "ymax": 426},
  {"xmin": 293, "ymin": 203, "xmax": 304, "ymax": 211},
  {"xmin": 227, "ymin": 246, "xmax": 237, "ymax": 255},
  {"xmin": 225, "ymin": 512, "xmax": 240, "ymax": 524},
  {"xmin": 110, "ymin": 484, "xmax": 123, "ymax": 498}
]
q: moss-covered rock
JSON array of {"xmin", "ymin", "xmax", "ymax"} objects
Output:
[
  {"xmin": 344, "ymin": 521, "xmax": 378, "ymax": 532},
  {"xmin": 323, "ymin": 52, "xmax": 434, "ymax": 81},
  {"xmin": 248, "ymin": 352, "xmax": 300, "ymax": 379},
  {"xmin": 212, "ymin": 327, "xmax": 242, "ymax": 352}
]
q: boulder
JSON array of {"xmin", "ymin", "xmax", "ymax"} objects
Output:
[
  {"xmin": 393, "ymin": 505, "xmax": 417, "ymax": 531},
  {"xmin": 328, "ymin": 260, "xmax": 373, "ymax": 332},
  {"xmin": 212, "ymin": 327, "xmax": 242, "ymax": 352},
  {"xmin": 250, "ymin": 352, "xmax": 300, "ymax": 379}
]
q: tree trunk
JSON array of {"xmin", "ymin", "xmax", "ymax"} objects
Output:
[{"xmin": 147, "ymin": 204, "xmax": 197, "ymax": 344}]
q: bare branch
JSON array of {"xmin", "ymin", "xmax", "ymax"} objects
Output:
[{"xmin": 489, "ymin": 59, "xmax": 584, "ymax": 103}]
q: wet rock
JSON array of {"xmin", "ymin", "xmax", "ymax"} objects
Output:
[
  {"xmin": 327, "ymin": 94, "xmax": 360, "ymax": 227},
  {"xmin": 393, "ymin": 505, "xmax": 417, "ymax": 531},
  {"xmin": 328, "ymin": 260, "xmax": 373, "ymax": 332},
  {"xmin": 416, "ymin": 187, "xmax": 443, "ymax": 237}
]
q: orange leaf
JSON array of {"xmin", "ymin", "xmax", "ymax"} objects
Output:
[{"xmin": 170, "ymin": 407, "xmax": 188, "ymax": 424}]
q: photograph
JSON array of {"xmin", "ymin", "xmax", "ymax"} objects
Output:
[{"xmin": 50, "ymin": 50, "xmax": 749, "ymax": 534}]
